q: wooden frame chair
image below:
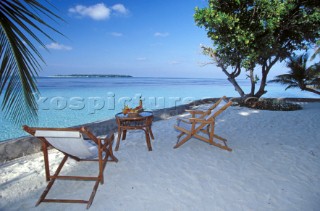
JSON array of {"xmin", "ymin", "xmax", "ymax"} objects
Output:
[
  {"xmin": 174, "ymin": 97, "xmax": 232, "ymax": 151},
  {"xmin": 23, "ymin": 125, "xmax": 118, "ymax": 209}
]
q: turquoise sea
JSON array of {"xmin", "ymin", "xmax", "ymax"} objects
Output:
[{"xmin": 0, "ymin": 77, "xmax": 318, "ymax": 142}]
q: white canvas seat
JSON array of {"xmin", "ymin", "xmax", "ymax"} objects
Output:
[{"xmin": 34, "ymin": 130, "xmax": 98, "ymax": 159}]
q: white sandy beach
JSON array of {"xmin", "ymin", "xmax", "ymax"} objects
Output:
[{"xmin": 1, "ymin": 102, "xmax": 320, "ymax": 211}]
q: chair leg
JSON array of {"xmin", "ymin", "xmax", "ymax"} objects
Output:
[
  {"xmin": 88, "ymin": 144, "xmax": 118, "ymax": 208},
  {"xmin": 36, "ymin": 155, "xmax": 68, "ymax": 206},
  {"xmin": 38, "ymin": 155, "xmax": 116, "ymax": 209},
  {"xmin": 174, "ymin": 134, "xmax": 192, "ymax": 149},
  {"xmin": 41, "ymin": 140, "xmax": 50, "ymax": 181},
  {"xmin": 208, "ymin": 122, "xmax": 231, "ymax": 151},
  {"xmin": 213, "ymin": 134, "xmax": 232, "ymax": 151},
  {"xmin": 106, "ymin": 140, "xmax": 119, "ymax": 162},
  {"xmin": 115, "ymin": 128, "xmax": 122, "ymax": 151},
  {"xmin": 212, "ymin": 142, "xmax": 232, "ymax": 151},
  {"xmin": 214, "ymin": 134, "xmax": 227, "ymax": 142},
  {"xmin": 177, "ymin": 132, "xmax": 184, "ymax": 140},
  {"xmin": 194, "ymin": 134, "xmax": 232, "ymax": 151},
  {"xmin": 87, "ymin": 179, "xmax": 100, "ymax": 209}
]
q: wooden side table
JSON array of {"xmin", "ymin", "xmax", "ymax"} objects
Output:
[{"xmin": 115, "ymin": 111, "xmax": 155, "ymax": 151}]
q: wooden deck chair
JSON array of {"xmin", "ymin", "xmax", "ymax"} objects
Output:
[
  {"xmin": 23, "ymin": 125, "xmax": 118, "ymax": 209},
  {"xmin": 174, "ymin": 97, "xmax": 233, "ymax": 151}
]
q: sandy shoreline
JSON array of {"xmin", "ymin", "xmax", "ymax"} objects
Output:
[{"xmin": 1, "ymin": 101, "xmax": 320, "ymax": 210}]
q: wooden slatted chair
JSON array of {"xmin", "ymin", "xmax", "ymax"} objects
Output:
[
  {"xmin": 23, "ymin": 125, "xmax": 118, "ymax": 209},
  {"xmin": 174, "ymin": 97, "xmax": 233, "ymax": 151}
]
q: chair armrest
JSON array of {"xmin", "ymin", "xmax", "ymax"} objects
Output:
[
  {"xmin": 185, "ymin": 110, "xmax": 205, "ymax": 114},
  {"xmin": 177, "ymin": 117, "xmax": 191, "ymax": 124},
  {"xmin": 190, "ymin": 118, "xmax": 211, "ymax": 124},
  {"xmin": 103, "ymin": 133, "xmax": 114, "ymax": 144},
  {"xmin": 98, "ymin": 133, "xmax": 114, "ymax": 147},
  {"xmin": 185, "ymin": 109, "xmax": 206, "ymax": 118}
]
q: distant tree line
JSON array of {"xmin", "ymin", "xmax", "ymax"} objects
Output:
[{"xmin": 53, "ymin": 74, "xmax": 133, "ymax": 78}]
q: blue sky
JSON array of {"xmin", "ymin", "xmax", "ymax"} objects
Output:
[
  {"xmin": 40, "ymin": 0, "xmax": 290, "ymax": 78},
  {"xmin": 39, "ymin": 0, "xmax": 217, "ymax": 78}
]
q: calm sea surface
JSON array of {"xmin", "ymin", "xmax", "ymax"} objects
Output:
[{"xmin": 0, "ymin": 77, "xmax": 318, "ymax": 141}]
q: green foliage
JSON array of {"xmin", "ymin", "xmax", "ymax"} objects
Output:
[
  {"xmin": 194, "ymin": 0, "xmax": 320, "ymax": 98},
  {"xmin": 0, "ymin": 0, "xmax": 63, "ymax": 124}
]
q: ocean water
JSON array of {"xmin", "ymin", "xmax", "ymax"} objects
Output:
[{"xmin": 0, "ymin": 77, "xmax": 318, "ymax": 141}]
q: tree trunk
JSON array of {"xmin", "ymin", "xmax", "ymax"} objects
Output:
[
  {"xmin": 249, "ymin": 69, "xmax": 255, "ymax": 96},
  {"xmin": 217, "ymin": 61, "xmax": 246, "ymax": 98},
  {"xmin": 254, "ymin": 71, "xmax": 268, "ymax": 98},
  {"xmin": 227, "ymin": 77, "xmax": 245, "ymax": 97},
  {"xmin": 254, "ymin": 84, "xmax": 267, "ymax": 98},
  {"xmin": 303, "ymin": 87, "xmax": 320, "ymax": 95},
  {"xmin": 254, "ymin": 57, "xmax": 279, "ymax": 98}
]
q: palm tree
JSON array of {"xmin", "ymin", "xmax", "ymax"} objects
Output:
[
  {"xmin": 0, "ymin": 0, "xmax": 63, "ymax": 124},
  {"xmin": 269, "ymin": 54, "xmax": 320, "ymax": 95}
]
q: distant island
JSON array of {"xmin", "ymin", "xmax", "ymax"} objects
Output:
[{"xmin": 51, "ymin": 74, "xmax": 133, "ymax": 78}]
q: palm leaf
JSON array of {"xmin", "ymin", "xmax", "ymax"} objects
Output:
[
  {"xmin": 0, "ymin": 0, "xmax": 63, "ymax": 125},
  {"xmin": 310, "ymin": 44, "xmax": 320, "ymax": 61},
  {"xmin": 284, "ymin": 84, "xmax": 299, "ymax": 90}
]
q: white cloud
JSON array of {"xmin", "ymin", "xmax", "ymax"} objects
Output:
[
  {"xmin": 111, "ymin": 4, "xmax": 128, "ymax": 15},
  {"xmin": 154, "ymin": 32, "xmax": 169, "ymax": 37},
  {"xmin": 110, "ymin": 32, "xmax": 123, "ymax": 37},
  {"xmin": 69, "ymin": 3, "xmax": 129, "ymax": 20},
  {"xmin": 69, "ymin": 3, "xmax": 111, "ymax": 20},
  {"xmin": 46, "ymin": 43, "xmax": 72, "ymax": 51}
]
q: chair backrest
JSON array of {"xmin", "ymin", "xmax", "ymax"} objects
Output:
[
  {"xmin": 34, "ymin": 130, "xmax": 97, "ymax": 159},
  {"xmin": 205, "ymin": 99, "xmax": 232, "ymax": 121},
  {"xmin": 196, "ymin": 96, "xmax": 227, "ymax": 119}
]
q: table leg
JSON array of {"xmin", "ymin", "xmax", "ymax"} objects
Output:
[
  {"xmin": 115, "ymin": 128, "xmax": 122, "ymax": 151},
  {"xmin": 148, "ymin": 127, "xmax": 154, "ymax": 140},
  {"xmin": 122, "ymin": 130, "xmax": 127, "ymax": 140},
  {"xmin": 144, "ymin": 129, "xmax": 152, "ymax": 151}
]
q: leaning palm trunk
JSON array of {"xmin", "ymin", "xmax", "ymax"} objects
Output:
[
  {"xmin": 304, "ymin": 87, "xmax": 320, "ymax": 95},
  {"xmin": 0, "ymin": 0, "xmax": 63, "ymax": 124}
]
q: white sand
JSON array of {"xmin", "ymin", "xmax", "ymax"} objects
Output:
[{"xmin": 1, "ymin": 102, "xmax": 320, "ymax": 211}]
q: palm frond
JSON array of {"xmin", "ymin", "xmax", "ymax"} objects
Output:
[
  {"xmin": 0, "ymin": 0, "xmax": 63, "ymax": 125},
  {"xmin": 310, "ymin": 45, "xmax": 320, "ymax": 61},
  {"xmin": 285, "ymin": 84, "xmax": 299, "ymax": 90}
]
